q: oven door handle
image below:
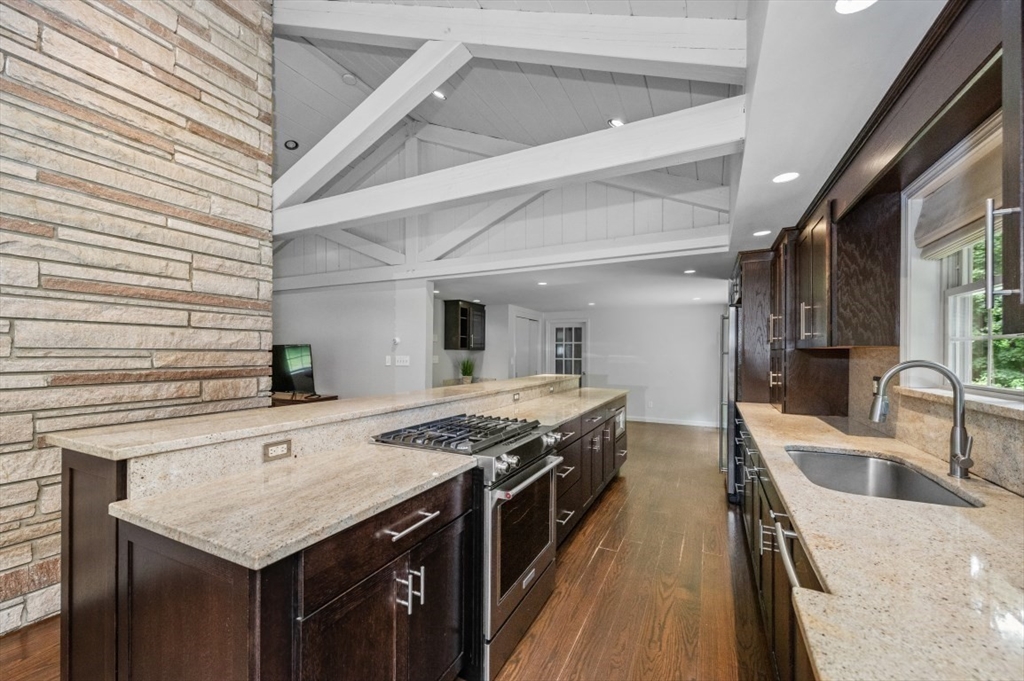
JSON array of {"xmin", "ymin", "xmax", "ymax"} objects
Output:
[{"xmin": 490, "ymin": 456, "xmax": 564, "ymax": 506}]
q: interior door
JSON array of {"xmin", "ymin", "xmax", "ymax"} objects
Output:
[
  {"xmin": 513, "ymin": 316, "xmax": 540, "ymax": 377},
  {"xmin": 552, "ymin": 324, "xmax": 585, "ymax": 380}
]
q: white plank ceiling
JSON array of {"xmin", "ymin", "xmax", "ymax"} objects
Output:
[{"xmin": 333, "ymin": 0, "xmax": 748, "ymax": 21}]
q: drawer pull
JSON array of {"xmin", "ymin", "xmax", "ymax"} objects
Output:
[
  {"xmin": 383, "ymin": 510, "xmax": 440, "ymax": 542},
  {"xmin": 556, "ymin": 465, "xmax": 576, "ymax": 478},
  {"xmin": 556, "ymin": 509, "xmax": 575, "ymax": 525},
  {"xmin": 586, "ymin": 416, "xmax": 603, "ymax": 423},
  {"xmin": 616, "ymin": 449, "xmax": 627, "ymax": 458},
  {"xmin": 559, "ymin": 431, "xmax": 576, "ymax": 439}
]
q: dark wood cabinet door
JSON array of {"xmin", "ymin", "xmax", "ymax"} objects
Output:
[
  {"xmin": 601, "ymin": 421, "xmax": 614, "ymax": 484},
  {"xmin": 555, "ymin": 438, "xmax": 582, "ymax": 495},
  {"xmin": 1004, "ymin": 0, "xmax": 1024, "ymax": 334},
  {"xmin": 588, "ymin": 434, "xmax": 602, "ymax": 500},
  {"xmin": 299, "ymin": 554, "xmax": 408, "ymax": 681},
  {"xmin": 738, "ymin": 256, "xmax": 772, "ymax": 402},
  {"xmin": 556, "ymin": 478, "xmax": 585, "ymax": 545},
  {"xmin": 795, "ymin": 226, "xmax": 814, "ymax": 348},
  {"xmin": 810, "ymin": 217, "xmax": 829, "ymax": 346},
  {"xmin": 408, "ymin": 515, "xmax": 469, "ymax": 681},
  {"xmin": 757, "ymin": 481, "xmax": 775, "ymax": 652},
  {"xmin": 580, "ymin": 434, "xmax": 594, "ymax": 507},
  {"xmin": 613, "ymin": 432, "xmax": 628, "ymax": 471},
  {"xmin": 469, "ymin": 304, "xmax": 486, "ymax": 350},
  {"xmin": 773, "ymin": 530, "xmax": 794, "ymax": 681}
]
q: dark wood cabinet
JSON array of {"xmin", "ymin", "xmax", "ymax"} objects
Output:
[
  {"xmin": 444, "ymin": 300, "xmax": 485, "ymax": 351},
  {"xmin": 114, "ymin": 474, "xmax": 473, "ymax": 681},
  {"xmin": 1003, "ymin": 0, "xmax": 1024, "ymax": 334},
  {"xmin": 795, "ymin": 218, "xmax": 830, "ymax": 349},
  {"xmin": 733, "ymin": 250, "xmax": 773, "ymax": 403}
]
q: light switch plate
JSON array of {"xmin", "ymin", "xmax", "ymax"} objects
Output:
[
  {"xmin": 395, "ymin": 355, "xmax": 410, "ymax": 366},
  {"xmin": 432, "ymin": 355, "xmax": 439, "ymax": 364},
  {"xmin": 263, "ymin": 439, "xmax": 291, "ymax": 462},
  {"xmin": 513, "ymin": 392, "xmax": 520, "ymax": 402},
  {"xmin": 385, "ymin": 355, "xmax": 392, "ymax": 366}
]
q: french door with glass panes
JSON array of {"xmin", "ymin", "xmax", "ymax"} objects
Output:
[{"xmin": 552, "ymin": 324, "xmax": 585, "ymax": 377}]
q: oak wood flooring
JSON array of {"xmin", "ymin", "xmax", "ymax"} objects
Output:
[
  {"xmin": 496, "ymin": 422, "xmax": 773, "ymax": 681},
  {"xmin": 0, "ymin": 424, "xmax": 772, "ymax": 681}
]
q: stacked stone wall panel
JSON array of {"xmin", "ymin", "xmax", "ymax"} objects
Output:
[{"xmin": 0, "ymin": 0, "xmax": 273, "ymax": 633}]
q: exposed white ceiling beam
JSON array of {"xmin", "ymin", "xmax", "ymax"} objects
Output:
[
  {"xmin": 316, "ymin": 121, "xmax": 422, "ymax": 199},
  {"xmin": 418, "ymin": 192, "xmax": 546, "ymax": 262},
  {"xmin": 274, "ymin": 224, "xmax": 730, "ymax": 291},
  {"xmin": 273, "ymin": 40, "xmax": 472, "ymax": 209},
  {"xmin": 415, "ymin": 124, "xmax": 731, "ymax": 211},
  {"xmin": 274, "ymin": 1, "xmax": 746, "ymax": 83},
  {"xmin": 320, "ymin": 229, "xmax": 405, "ymax": 266},
  {"xmin": 273, "ymin": 96, "xmax": 745, "ymax": 236}
]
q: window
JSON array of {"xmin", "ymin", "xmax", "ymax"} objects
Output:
[
  {"xmin": 553, "ymin": 325, "xmax": 583, "ymax": 375},
  {"xmin": 942, "ymin": 228, "xmax": 1024, "ymax": 392}
]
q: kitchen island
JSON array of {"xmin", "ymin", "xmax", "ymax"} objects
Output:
[
  {"xmin": 48, "ymin": 376, "xmax": 627, "ymax": 681},
  {"xmin": 736, "ymin": 403, "xmax": 1024, "ymax": 681}
]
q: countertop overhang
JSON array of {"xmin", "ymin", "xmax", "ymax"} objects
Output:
[{"xmin": 737, "ymin": 403, "xmax": 1024, "ymax": 681}]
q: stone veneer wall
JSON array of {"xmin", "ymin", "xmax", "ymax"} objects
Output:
[
  {"xmin": 849, "ymin": 347, "xmax": 1024, "ymax": 496},
  {"xmin": 0, "ymin": 0, "xmax": 273, "ymax": 633}
]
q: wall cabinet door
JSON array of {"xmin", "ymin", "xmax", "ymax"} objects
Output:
[
  {"xmin": 469, "ymin": 304, "xmax": 486, "ymax": 351},
  {"xmin": 299, "ymin": 554, "xmax": 408, "ymax": 681},
  {"xmin": 408, "ymin": 515, "xmax": 469, "ymax": 681},
  {"xmin": 795, "ymin": 219, "xmax": 829, "ymax": 348},
  {"xmin": 795, "ymin": 227, "xmax": 814, "ymax": 348},
  {"xmin": 444, "ymin": 301, "xmax": 486, "ymax": 351},
  {"xmin": 1003, "ymin": 0, "xmax": 1024, "ymax": 333}
]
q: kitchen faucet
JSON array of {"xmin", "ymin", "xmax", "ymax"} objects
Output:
[{"xmin": 868, "ymin": 360, "xmax": 975, "ymax": 479}]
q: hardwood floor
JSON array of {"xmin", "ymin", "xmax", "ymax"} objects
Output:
[
  {"xmin": 0, "ymin": 616, "xmax": 59, "ymax": 681},
  {"xmin": 496, "ymin": 422, "xmax": 773, "ymax": 681},
  {"xmin": 0, "ymin": 423, "xmax": 771, "ymax": 681}
]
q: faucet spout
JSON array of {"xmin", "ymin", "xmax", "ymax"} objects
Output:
[{"xmin": 868, "ymin": 360, "xmax": 974, "ymax": 479}]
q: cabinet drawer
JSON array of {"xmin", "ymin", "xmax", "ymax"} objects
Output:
[
  {"xmin": 552, "ymin": 416, "xmax": 581, "ymax": 446},
  {"xmin": 556, "ymin": 478, "xmax": 585, "ymax": 545},
  {"xmin": 555, "ymin": 438, "xmax": 582, "ymax": 495},
  {"xmin": 581, "ymin": 409, "xmax": 609, "ymax": 435},
  {"xmin": 613, "ymin": 433, "xmax": 628, "ymax": 470},
  {"xmin": 300, "ymin": 473, "xmax": 472, "ymax": 616}
]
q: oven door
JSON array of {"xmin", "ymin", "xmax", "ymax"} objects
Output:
[{"xmin": 483, "ymin": 454, "xmax": 563, "ymax": 639}]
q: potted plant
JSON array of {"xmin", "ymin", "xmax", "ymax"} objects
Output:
[{"xmin": 460, "ymin": 358, "xmax": 475, "ymax": 384}]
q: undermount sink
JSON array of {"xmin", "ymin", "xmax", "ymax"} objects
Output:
[{"xmin": 787, "ymin": 449, "xmax": 981, "ymax": 508}]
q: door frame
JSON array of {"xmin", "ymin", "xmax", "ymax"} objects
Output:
[{"xmin": 511, "ymin": 312, "xmax": 542, "ymax": 378}]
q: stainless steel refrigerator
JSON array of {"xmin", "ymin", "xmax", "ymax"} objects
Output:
[{"xmin": 719, "ymin": 307, "xmax": 740, "ymax": 503}]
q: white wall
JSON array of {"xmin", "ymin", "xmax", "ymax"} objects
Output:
[
  {"xmin": 274, "ymin": 280, "xmax": 434, "ymax": 398},
  {"xmin": 545, "ymin": 304, "xmax": 722, "ymax": 426},
  {"xmin": 429, "ymin": 301, "xmax": 541, "ymax": 386}
]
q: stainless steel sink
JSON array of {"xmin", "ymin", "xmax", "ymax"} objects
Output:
[{"xmin": 787, "ymin": 449, "xmax": 980, "ymax": 507}]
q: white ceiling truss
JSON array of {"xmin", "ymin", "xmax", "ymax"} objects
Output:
[{"xmin": 272, "ymin": 0, "xmax": 746, "ymax": 289}]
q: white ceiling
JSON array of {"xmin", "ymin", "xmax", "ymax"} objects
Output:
[{"xmin": 272, "ymin": 0, "xmax": 951, "ymax": 299}]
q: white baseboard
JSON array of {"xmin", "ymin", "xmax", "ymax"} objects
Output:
[{"xmin": 627, "ymin": 416, "xmax": 718, "ymax": 428}]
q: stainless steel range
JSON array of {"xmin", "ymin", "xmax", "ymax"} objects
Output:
[{"xmin": 373, "ymin": 414, "xmax": 565, "ymax": 681}]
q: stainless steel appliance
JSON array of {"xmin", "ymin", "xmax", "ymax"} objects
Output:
[
  {"xmin": 373, "ymin": 414, "xmax": 565, "ymax": 681},
  {"xmin": 720, "ymin": 307, "xmax": 741, "ymax": 503}
]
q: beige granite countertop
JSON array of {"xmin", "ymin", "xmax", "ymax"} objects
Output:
[
  {"xmin": 45, "ymin": 375, "xmax": 573, "ymax": 461},
  {"xmin": 737, "ymin": 403, "xmax": 1024, "ymax": 681},
  {"xmin": 109, "ymin": 442, "xmax": 476, "ymax": 570},
  {"xmin": 108, "ymin": 387, "xmax": 627, "ymax": 570}
]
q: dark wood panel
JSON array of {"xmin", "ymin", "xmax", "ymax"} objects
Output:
[
  {"xmin": 408, "ymin": 514, "xmax": 469, "ymax": 681},
  {"xmin": 300, "ymin": 473, "xmax": 471, "ymax": 616},
  {"xmin": 784, "ymin": 349, "xmax": 849, "ymax": 416},
  {"xmin": 256, "ymin": 557, "xmax": 297, "ymax": 680},
  {"xmin": 738, "ymin": 257, "xmax": 772, "ymax": 403},
  {"xmin": 298, "ymin": 554, "xmax": 407, "ymax": 681},
  {"xmin": 832, "ymin": 193, "xmax": 902, "ymax": 347},
  {"xmin": 61, "ymin": 450, "xmax": 125, "ymax": 681},
  {"xmin": 117, "ymin": 523, "xmax": 251, "ymax": 681},
  {"xmin": 555, "ymin": 478, "xmax": 585, "ymax": 545},
  {"xmin": 555, "ymin": 437, "xmax": 582, "ymax": 495},
  {"xmin": 1004, "ymin": 0, "xmax": 1024, "ymax": 334}
]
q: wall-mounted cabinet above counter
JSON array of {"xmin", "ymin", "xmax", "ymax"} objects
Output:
[{"xmin": 444, "ymin": 300, "xmax": 486, "ymax": 351}]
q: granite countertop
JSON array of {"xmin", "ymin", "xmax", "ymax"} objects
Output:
[
  {"xmin": 44, "ymin": 374, "xmax": 574, "ymax": 461},
  {"xmin": 737, "ymin": 403, "xmax": 1024, "ymax": 681},
  {"xmin": 109, "ymin": 387, "xmax": 628, "ymax": 570}
]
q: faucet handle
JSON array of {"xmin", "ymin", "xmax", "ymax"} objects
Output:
[{"xmin": 959, "ymin": 435, "xmax": 974, "ymax": 469}]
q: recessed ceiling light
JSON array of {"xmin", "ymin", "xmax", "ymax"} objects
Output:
[
  {"xmin": 433, "ymin": 290, "xmax": 440, "ymax": 294},
  {"xmin": 835, "ymin": 0, "xmax": 878, "ymax": 14},
  {"xmin": 588, "ymin": 302, "xmax": 596, "ymax": 306},
  {"xmin": 341, "ymin": 73, "xmax": 357, "ymax": 86},
  {"xmin": 753, "ymin": 230, "xmax": 771, "ymax": 237},
  {"xmin": 693, "ymin": 297, "xmax": 702, "ymax": 301},
  {"xmin": 607, "ymin": 118, "xmax": 625, "ymax": 128},
  {"xmin": 772, "ymin": 172, "xmax": 800, "ymax": 183},
  {"xmin": 283, "ymin": 140, "xmax": 299, "ymax": 151},
  {"xmin": 537, "ymin": 282, "xmax": 547, "ymax": 286},
  {"xmin": 432, "ymin": 90, "xmax": 446, "ymax": 100},
  {"xmin": 472, "ymin": 299, "xmax": 480, "ymax": 303},
  {"xmin": 683, "ymin": 269, "xmax": 696, "ymax": 274}
]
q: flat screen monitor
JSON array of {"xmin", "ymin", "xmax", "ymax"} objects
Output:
[{"xmin": 271, "ymin": 344, "xmax": 317, "ymax": 395}]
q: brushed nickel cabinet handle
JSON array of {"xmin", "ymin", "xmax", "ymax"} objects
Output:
[{"xmin": 383, "ymin": 510, "xmax": 440, "ymax": 542}]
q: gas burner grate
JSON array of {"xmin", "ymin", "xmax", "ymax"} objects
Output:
[{"xmin": 373, "ymin": 414, "xmax": 540, "ymax": 454}]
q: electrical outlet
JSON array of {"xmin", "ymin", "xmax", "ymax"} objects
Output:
[
  {"xmin": 647, "ymin": 400, "xmax": 654, "ymax": 408},
  {"xmin": 513, "ymin": 392, "xmax": 520, "ymax": 402},
  {"xmin": 263, "ymin": 439, "xmax": 291, "ymax": 462},
  {"xmin": 385, "ymin": 355, "xmax": 392, "ymax": 366},
  {"xmin": 395, "ymin": 355, "xmax": 410, "ymax": 366},
  {"xmin": 432, "ymin": 355, "xmax": 439, "ymax": 364}
]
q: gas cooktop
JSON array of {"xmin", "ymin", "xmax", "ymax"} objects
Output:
[{"xmin": 372, "ymin": 414, "xmax": 541, "ymax": 454}]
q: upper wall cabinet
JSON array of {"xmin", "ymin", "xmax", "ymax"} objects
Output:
[
  {"xmin": 444, "ymin": 300, "xmax": 485, "ymax": 351},
  {"xmin": 1002, "ymin": 0, "xmax": 1024, "ymax": 333}
]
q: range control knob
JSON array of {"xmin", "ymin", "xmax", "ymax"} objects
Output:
[
  {"xmin": 541, "ymin": 432, "xmax": 560, "ymax": 448},
  {"xmin": 505, "ymin": 454, "xmax": 520, "ymax": 468},
  {"xmin": 494, "ymin": 459, "xmax": 510, "ymax": 475}
]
